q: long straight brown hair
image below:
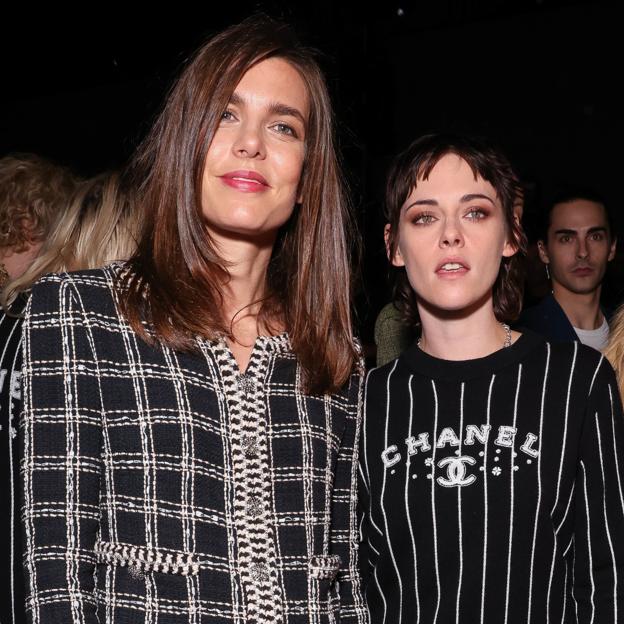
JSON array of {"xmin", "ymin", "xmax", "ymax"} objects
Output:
[{"xmin": 119, "ymin": 16, "xmax": 358, "ymax": 394}]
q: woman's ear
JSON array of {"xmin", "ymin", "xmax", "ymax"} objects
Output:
[
  {"xmin": 384, "ymin": 224, "xmax": 404, "ymax": 267},
  {"xmin": 502, "ymin": 210, "xmax": 521, "ymax": 258}
]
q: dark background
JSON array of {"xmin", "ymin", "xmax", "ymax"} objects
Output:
[{"xmin": 2, "ymin": 0, "xmax": 620, "ymax": 340}]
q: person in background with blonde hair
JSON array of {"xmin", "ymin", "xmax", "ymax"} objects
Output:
[
  {"xmin": 0, "ymin": 153, "xmax": 77, "ymax": 288},
  {"xmin": 2, "ymin": 170, "xmax": 139, "ymax": 310},
  {"xmin": 0, "ymin": 152, "xmax": 78, "ymax": 624},
  {"xmin": 605, "ymin": 304, "xmax": 624, "ymax": 399},
  {"xmin": 1, "ymin": 168, "xmax": 137, "ymax": 624}
]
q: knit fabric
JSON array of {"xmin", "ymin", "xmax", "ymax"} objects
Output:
[
  {"xmin": 21, "ymin": 266, "xmax": 368, "ymax": 624},
  {"xmin": 360, "ymin": 331, "xmax": 624, "ymax": 623}
]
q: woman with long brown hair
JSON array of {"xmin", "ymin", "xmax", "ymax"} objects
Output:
[{"xmin": 22, "ymin": 17, "xmax": 367, "ymax": 624}]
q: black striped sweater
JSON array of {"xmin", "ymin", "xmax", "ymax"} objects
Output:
[
  {"xmin": 0, "ymin": 303, "xmax": 25, "ymax": 624},
  {"xmin": 359, "ymin": 331, "xmax": 624, "ymax": 623}
]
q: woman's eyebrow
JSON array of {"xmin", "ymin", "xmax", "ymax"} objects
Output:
[
  {"xmin": 460, "ymin": 193, "xmax": 495, "ymax": 205},
  {"xmin": 404, "ymin": 198, "xmax": 438, "ymax": 210},
  {"xmin": 267, "ymin": 101, "xmax": 306, "ymax": 124},
  {"xmin": 227, "ymin": 93, "xmax": 306, "ymax": 124}
]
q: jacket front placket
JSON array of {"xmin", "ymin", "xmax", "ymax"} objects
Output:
[{"xmin": 214, "ymin": 336, "xmax": 287, "ymax": 624}]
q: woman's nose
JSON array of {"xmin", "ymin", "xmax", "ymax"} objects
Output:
[
  {"xmin": 439, "ymin": 218, "xmax": 464, "ymax": 248},
  {"xmin": 232, "ymin": 123, "xmax": 266, "ymax": 159}
]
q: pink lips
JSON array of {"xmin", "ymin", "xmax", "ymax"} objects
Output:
[
  {"xmin": 220, "ymin": 170, "xmax": 270, "ymax": 192},
  {"xmin": 435, "ymin": 257, "xmax": 470, "ymax": 278}
]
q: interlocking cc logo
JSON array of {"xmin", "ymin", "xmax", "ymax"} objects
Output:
[{"xmin": 436, "ymin": 455, "xmax": 477, "ymax": 487}]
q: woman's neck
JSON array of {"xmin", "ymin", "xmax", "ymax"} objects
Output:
[
  {"xmin": 212, "ymin": 231, "xmax": 279, "ymax": 341},
  {"xmin": 417, "ymin": 296, "xmax": 518, "ymax": 361}
]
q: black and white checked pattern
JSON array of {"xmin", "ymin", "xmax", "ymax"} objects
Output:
[{"xmin": 21, "ymin": 266, "xmax": 368, "ymax": 624}]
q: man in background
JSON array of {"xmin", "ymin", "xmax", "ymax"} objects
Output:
[{"xmin": 519, "ymin": 189, "xmax": 616, "ymax": 350}]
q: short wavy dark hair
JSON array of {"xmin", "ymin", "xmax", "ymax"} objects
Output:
[
  {"xmin": 384, "ymin": 133, "xmax": 527, "ymax": 327},
  {"xmin": 539, "ymin": 187, "xmax": 613, "ymax": 243}
]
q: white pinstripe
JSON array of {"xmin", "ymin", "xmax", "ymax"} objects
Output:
[
  {"xmin": 379, "ymin": 360, "xmax": 402, "ymax": 624},
  {"xmin": 503, "ymin": 364, "xmax": 522, "ymax": 624},
  {"xmin": 2, "ymin": 316, "xmax": 22, "ymax": 624},
  {"xmin": 527, "ymin": 342, "xmax": 551, "ymax": 624},
  {"xmin": 580, "ymin": 461, "xmax": 596, "ymax": 623},
  {"xmin": 431, "ymin": 379, "xmax": 441, "ymax": 624},
  {"xmin": 480, "ymin": 374, "xmax": 496, "ymax": 624},
  {"xmin": 547, "ymin": 343, "xmax": 577, "ymax": 624},
  {"xmin": 594, "ymin": 411, "xmax": 618, "ymax": 622},
  {"xmin": 404, "ymin": 375, "xmax": 420, "ymax": 623},
  {"xmin": 455, "ymin": 382, "xmax": 465, "ymax": 624}
]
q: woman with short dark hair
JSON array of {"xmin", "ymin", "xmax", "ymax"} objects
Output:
[
  {"xmin": 22, "ymin": 17, "xmax": 367, "ymax": 624},
  {"xmin": 360, "ymin": 133, "xmax": 624, "ymax": 623}
]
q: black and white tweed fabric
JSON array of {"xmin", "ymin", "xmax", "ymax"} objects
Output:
[{"xmin": 21, "ymin": 266, "xmax": 368, "ymax": 624}]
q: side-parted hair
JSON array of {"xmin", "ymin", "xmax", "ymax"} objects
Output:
[
  {"xmin": 385, "ymin": 133, "xmax": 527, "ymax": 327},
  {"xmin": 539, "ymin": 187, "xmax": 614, "ymax": 243},
  {"xmin": 2, "ymin": 171, "xmax": 140, "ymax": 309},
  {"xmin": 0, "ymin": 153, "xmax": 78, "ymax": 252},
  {"xmin": 119, "ymin": 16, "xmax": 358, "ymax": 394}
]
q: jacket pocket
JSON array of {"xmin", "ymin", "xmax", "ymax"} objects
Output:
[
  {"xmin": 95, "ymin": 540, "xmax": 200, "ymax": 578},
  {"xmin": 309, "ymin": 555, "xmax": 342, "ymax": 622},
  {"xmin": 309, "ymin": 554, "xmax": 342, "ymax": 580}
]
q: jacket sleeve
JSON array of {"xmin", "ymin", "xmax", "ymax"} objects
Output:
[
  {"xmin": 332, "ymin": 370, "xmax": 369, "ymax": 624},
  {"xmin": 22, "ymin": 276, "xmax": 103, "ymax": 624},
  {"xmin": 573, "ymin": 356, "xmax": 624, "ymax": 623}
]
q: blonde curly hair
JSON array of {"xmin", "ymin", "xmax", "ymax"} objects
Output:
[
  {"xmin": 2, "ymin": 171, "xmax": 141, "ymax": 310},
  {"xmin": 605, "ymin": 304, "xmax": 624, "ymax": 400},
  {"xmin": 0, "ymin": 153, "xmax": 78, "ymax": 252}
]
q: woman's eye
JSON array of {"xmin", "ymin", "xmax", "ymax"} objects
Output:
[
  {"xmin": 220, "ymin": 110, "xmax": 236, "ymax": 122},
  {"xmin": 465, "ymin": 208, "xmax": 487, "ymax": 220},
  {"xmin": 272, "ymin": 122, "xmax": 297, "ymax": 137},
  {"xmin": 412, "ymin": 213, "xmax": 436, "ymax": 225}
]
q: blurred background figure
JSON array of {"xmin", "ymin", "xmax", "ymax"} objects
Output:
[
  {"xmin": 0, "ymin": 154, "xmax": 76, "ymax": 287},
  {"xmin": 373, "ymin": 301, "xmax": 416, "ymax": 366},
  {"xmin": 518, "ymin": 189, "xmax": 616, "ymax": 351},
  {"xmin": 0, "ymin": 152, "xmax": 78, "ymax": 624},
  {"xmin": 0, "ymin": 169, "xmax": 139, "ymax": 624},
  {"xmin": 2, "ymin": 171, "xmax": 140, "ymax": 309},
  {"xmin": 605, "ymin": 304, "xmax": 624, "ymax": 400}
]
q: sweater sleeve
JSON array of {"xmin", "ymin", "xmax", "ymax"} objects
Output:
[
  {"xmin": 357, "ymin": 367, "xmax": 380, "ymax": 592},
  {"xmin": 332, "ymin": 371, "xmax": 369, "ymax": 624},
  {"xmin": 572, "ymin": 356, "xmax": 624, "ymax": 623},
  {"xmin": 22, "ymin": 276, "xmax": 103, "ymax": 624}
]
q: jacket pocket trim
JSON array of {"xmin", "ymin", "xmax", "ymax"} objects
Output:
[
  {"xmin": 95, "ymin": 540, "xmax": 200, "ymax": 576},
  {"xmin": 309, "ymin": 554, "xmax": 342, "ymax": 580}
]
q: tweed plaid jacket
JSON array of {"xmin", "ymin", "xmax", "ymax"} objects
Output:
[{"xmin": 21, "ymin": 267, "xmax": 368, "ymax": 624}]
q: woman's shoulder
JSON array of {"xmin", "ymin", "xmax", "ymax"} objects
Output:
[{"xmin": 28, "ymin": 263, "xmax": 126, "ymax": 321}]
